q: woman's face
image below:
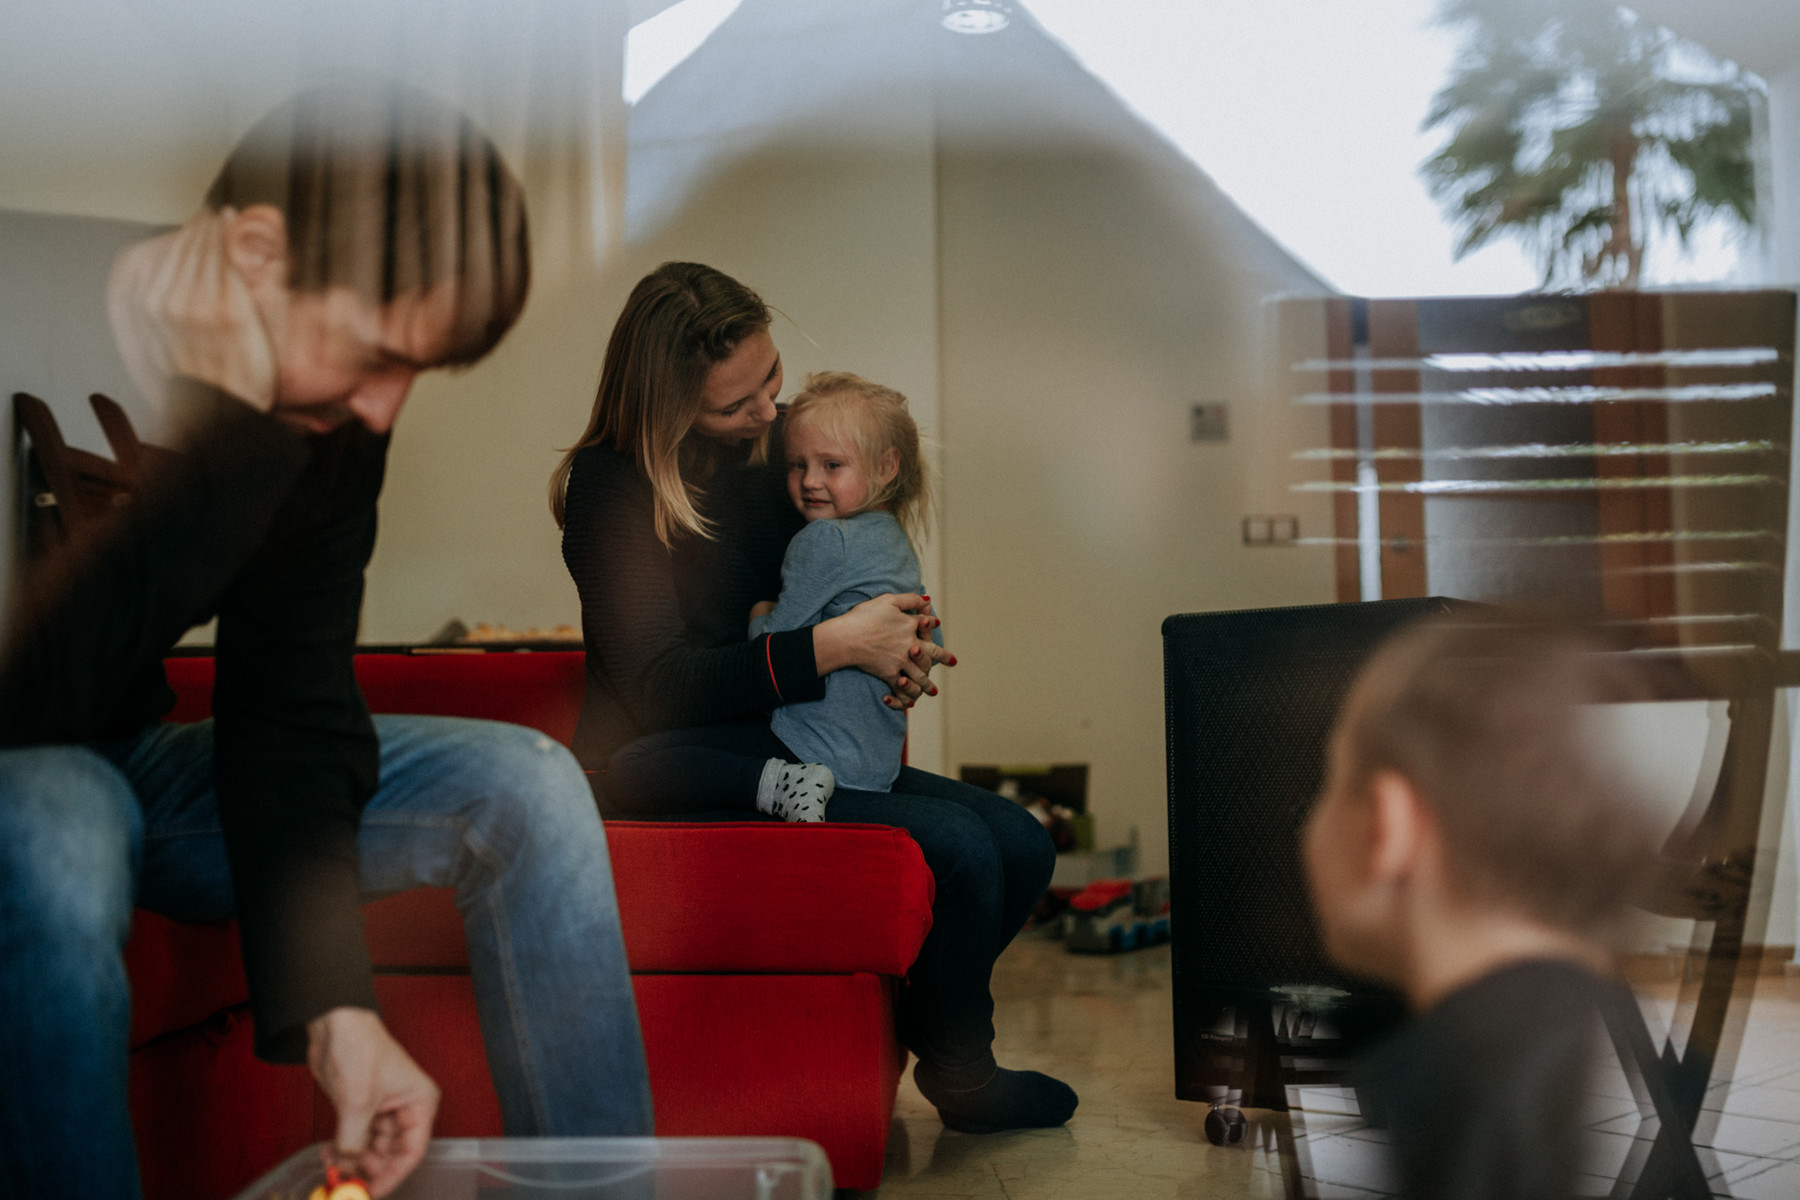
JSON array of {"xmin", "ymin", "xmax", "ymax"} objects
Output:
[{"xmin": 692, "ymin": 328, "xmax": 781, "ymax": 442}]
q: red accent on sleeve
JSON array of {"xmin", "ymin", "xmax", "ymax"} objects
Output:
[{"xmin": 764, "ymin": 634, "xmax": 784, "ymax": 701}]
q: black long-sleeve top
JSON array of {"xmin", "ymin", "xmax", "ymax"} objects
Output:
[
  {"xmin": 561, "ymin": 422, "xmax": 826, "ymax": 775},
  {"xmin": 1355, "ymin": 960, "xmax": 1620, "ymax": 1200},
  {"xmin": 0, "ymin": 383, "xmax": 385, "ymax": 1063}
]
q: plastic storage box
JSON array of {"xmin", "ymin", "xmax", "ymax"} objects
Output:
[{"xmin": 232, "ymin": 1137, "xmax": 832, "ymax": 1200}]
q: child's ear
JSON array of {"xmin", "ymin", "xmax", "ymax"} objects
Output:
[
  {"xmin": 1366, "ymin": 769, "xmax": 1429, "ymax": 885},
  {"xmin": 878, "ymin": 446, "xmax": 900, "ymax": 486}
]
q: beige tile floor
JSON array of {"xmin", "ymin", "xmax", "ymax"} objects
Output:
[{"xmin": 850, "ymin": 932, "xmax": 1800, "ymax": 1199}]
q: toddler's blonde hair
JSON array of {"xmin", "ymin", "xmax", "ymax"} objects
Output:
[{"xmin": 785, "ymin": 371, "xmax": 931, "ymax": 542}]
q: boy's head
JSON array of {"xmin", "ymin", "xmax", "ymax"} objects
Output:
[{"xmin": 1303, "ymin": 617, "xmax": 1660, "ymax": 992}]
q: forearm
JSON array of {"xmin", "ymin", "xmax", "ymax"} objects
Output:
[
  {"xmin": 628, "ymin": 629, "xmax": 821, "ymax": 727},
  {"xmin": 225, "ymin": 798, "xmax": 378, "ymax": 1063},
  {"xmin": 812, "ymin": 615, "xmax": 860, "ymax": 675},
  {"xmin": 213, "ymin": 443, "xmax": 386, "ymax": 1063}
]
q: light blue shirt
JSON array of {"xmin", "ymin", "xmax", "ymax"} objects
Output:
[{"xmin": 748, "ymin": 511, "xmax": 936, "ymax": 792}]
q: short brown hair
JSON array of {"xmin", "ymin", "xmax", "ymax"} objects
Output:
[
  {"xmin": 1327, "ymin": 616, "xmax": 1661, "ymax": 933},
  {"xmin": 206, "ymin": 81, "xmax": 530, "ymax": 368}
]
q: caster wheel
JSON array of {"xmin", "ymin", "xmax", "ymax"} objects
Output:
[{"xmin": 1204, "ymin": 1104, "xmax": 1247, "ymax": 1146}]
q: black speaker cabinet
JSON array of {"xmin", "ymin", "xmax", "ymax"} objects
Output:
[{"xmin": 1164, "ymin": 598, "xmax": 1465, "ymax": 1107}]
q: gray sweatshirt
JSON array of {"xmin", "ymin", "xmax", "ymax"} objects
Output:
[{"xmin": 748, "ymin": 511, "xmax": 937, "ymax": 791}]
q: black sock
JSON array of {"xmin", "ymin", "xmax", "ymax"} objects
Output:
[{"xmin": 914, "ymin": 1059, "xmax": 1078, "ymax": 1134}]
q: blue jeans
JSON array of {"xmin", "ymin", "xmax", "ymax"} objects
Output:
[{"xmin": 0, "ymin": 716, "xmax": 653, "ymax": 1200}]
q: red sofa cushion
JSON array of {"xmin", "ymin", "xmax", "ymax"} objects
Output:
[
  {"xmin": 162, "ymin": 652, "xmax": 588, "ymax": 745},
  {"xmin": 359, "ymin": 822, "xmax": 934, "ymax": 976},
  {"xmin": 125, "ymin": 912, "xmax": 249, "ymax": 1048},
  {"xmin": 607, "ymin": 821, "xmax": 932, "ymax": 975}
]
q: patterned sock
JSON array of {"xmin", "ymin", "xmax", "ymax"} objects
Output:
[{"xmin": 755, "ymin": 759, "xmax": 833, "ymax": 822}]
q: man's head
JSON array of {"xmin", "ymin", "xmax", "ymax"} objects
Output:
[
  {"xmin": 1303, "ymin": 617, "xmax": 1660, "ymax": 989},
  {"xmin": 203, "ymin": 82, "xmax": 530, "ymax": 432}
]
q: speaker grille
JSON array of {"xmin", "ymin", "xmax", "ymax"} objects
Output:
[{"xmin": 1164, "ymin": 598, "xmax": 1457, "ymax": 989}]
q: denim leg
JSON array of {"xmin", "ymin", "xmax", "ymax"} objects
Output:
[
  {"xmin": 890, "ymin": 767, "xmax": 1056, "ymax": 954},
  {"xmin": 118, "ymin": 715, "xmax": 654, "ymax": 1137},
  {"xmin": 0, "ymin": 746, "xmax": 144, "ymax": 1200},
  {"xmin": 826, "ymin": 768, "xmax": 1054, "ymax": 1069},
  {"xmin": 354, "ymin": 716, "xmax": 652, "ymax": 1136}
]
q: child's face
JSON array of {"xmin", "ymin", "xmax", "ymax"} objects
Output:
[{"xmin": 786, "ymin": 420, "xmax": 881, "ymax": 521}]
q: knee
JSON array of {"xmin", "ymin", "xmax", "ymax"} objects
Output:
[
  {"xmin": 452, "ymin": 723, "xmax": 605, "ymax": 854},
  {"xmin": 916, "ymin": 807, "xmax": 1009, "ymax": 897},
  {"xmin": 0, "ymin": 747, "xmax": 139, "ymax": 944},
  {"xmin": 994, "ymin": 802, "xmax": 1056, "ymax": 893}
]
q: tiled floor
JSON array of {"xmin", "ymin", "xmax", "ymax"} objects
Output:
[{"xmin": 853, "ymin": 932, "xmax": 1800, "ymax": 1198}]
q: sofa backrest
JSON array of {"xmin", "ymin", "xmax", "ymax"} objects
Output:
[{"xmin": 164, "ymin": 651, "xmax": 586, "ymax": 745}]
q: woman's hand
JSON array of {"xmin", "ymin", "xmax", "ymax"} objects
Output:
[
  {"xmin": 814, "ymin": 593, "xmax": 953, "ymax": 707},
  {"xmin": 749, "ymin": 600, "xmax": 776, "ymax": 620}
]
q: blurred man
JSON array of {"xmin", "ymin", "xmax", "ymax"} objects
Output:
[
  {"xmin": 1304, "ymin": 617, "xmax": 1659, "ymax": 1200},
  {"xmin": 0, "ymin": 85, "xmax": 650, "ymax": 1199}
]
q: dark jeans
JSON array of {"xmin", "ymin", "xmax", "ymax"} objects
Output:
[
  {"xmin": 605, "ymin": 718, "xmax": 784, "ymax": 812},
  {"xmin": 600, "ymin": 722, "xmax": 1055, "ymax": 1070}
]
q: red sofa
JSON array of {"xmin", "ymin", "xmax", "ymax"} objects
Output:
[{"xmin": 126, "ymin": 651, "xmax": 935, "ymax": 1198}]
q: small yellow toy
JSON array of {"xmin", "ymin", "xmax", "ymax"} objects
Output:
[{"xmin": 306, "ymin": 1164, "xmax": 372, "ymax": 1200}]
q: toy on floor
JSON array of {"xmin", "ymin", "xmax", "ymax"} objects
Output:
[
  {"xmin": 307, "ymin": 1165, "xmax": 372, "ymax": 1200},
  {"xmin": 1064, "ymin": 877, "xmax": 1170, "ymax": 953}
]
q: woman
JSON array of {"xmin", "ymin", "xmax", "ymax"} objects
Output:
[{"xmin": 552, "ymin": 262, "xmax": 1077, "ymax": 1134}]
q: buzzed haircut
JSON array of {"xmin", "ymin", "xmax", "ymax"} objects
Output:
[
  {"xmin": 205, "ymin": 81, "xmax": 530, "ymax": 367},
  {"xmin": 1328, "ymin": 617, "xmax": 1662, "ymax": 934}
]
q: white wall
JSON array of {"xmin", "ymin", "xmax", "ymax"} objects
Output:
[{"xmin": 934, "ymin": 151, "xmax": 1334, "ymax": 873}]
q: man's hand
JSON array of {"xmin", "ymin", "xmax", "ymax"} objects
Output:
[
  {"xmin": 306, "ymin": 1007, "xmax": 440, "ymax": 1198},
  {"xmin": 108, "ymin": 208, "xmax": 280, "ymax": 413}
]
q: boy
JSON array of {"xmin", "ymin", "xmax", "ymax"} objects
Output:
[{"xmin": 1303, "ymin": 617, "xmax": 1660, "ymax": 1200}]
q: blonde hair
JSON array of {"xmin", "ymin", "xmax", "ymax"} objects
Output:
[
  {"xmin": 550, "ymin": 262, "xmax": 771, "ymax": 544},
  {"xmin": 785, "ymin": 371, "xmax": 931, "ymax": 542}
]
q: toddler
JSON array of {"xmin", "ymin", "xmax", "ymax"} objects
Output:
[{"xmin": 606, "ymin": 371, "xmax": 938, "ymax": 820}]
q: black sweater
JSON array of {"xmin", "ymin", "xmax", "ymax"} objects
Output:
[
  {"xmin": 0, "ymin": 383, "xmax": 385, "ymax": 1063},
  {"xmin": 1355, "ymin": 959, "xmax": 1620, "ymax": 1200},
  {"xmin": 561, "ymin": 425, "xmax": 825, "ymax": 776}
]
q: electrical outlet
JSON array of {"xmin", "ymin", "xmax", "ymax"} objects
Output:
[
  {"xmin": 1190, "ymin": 403, "xmax": 1229, "ymax": 442},
  {"xmin": 1242, "ymin": 515, "xmax": 1299, "ymax": 546}
]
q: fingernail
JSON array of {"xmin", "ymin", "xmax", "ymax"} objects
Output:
[
  {"xmin": 948, "ymin": 655, "xmax": 959, "ymax": 666},
  {"xmin": 929, "ymin": 685, "xmax": 939, "ymax": 696},
  {"xmin": 921, "ymin": 594, "xmax": 931, "ymax": 602}
]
